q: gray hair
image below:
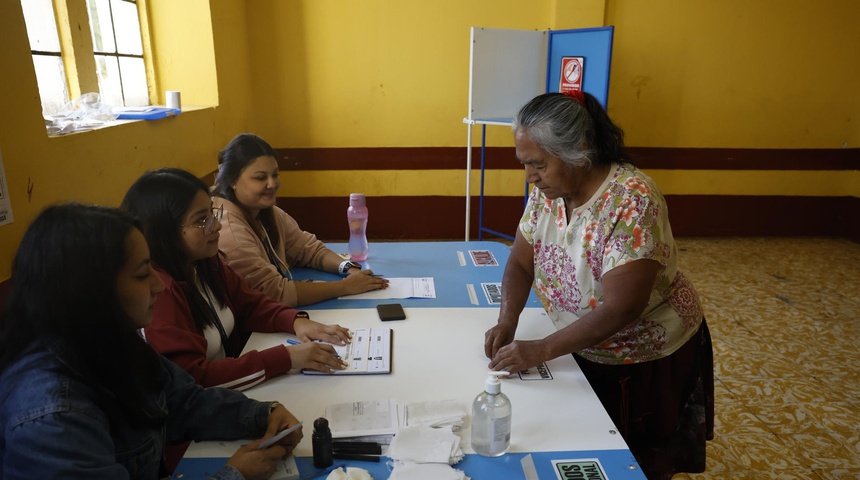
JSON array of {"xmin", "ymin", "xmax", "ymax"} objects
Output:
[{"xmin": 512, "ymin": 93, "xmax": 595, "ymax": 168}]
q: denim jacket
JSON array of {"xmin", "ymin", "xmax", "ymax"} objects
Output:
[{"xmin": 0, "ymin": 344, "xmax": 271, "ymax": 479}]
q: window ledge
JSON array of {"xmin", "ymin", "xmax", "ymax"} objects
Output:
[{"xmin": 46, "ymin": 105, "xmax": 214, "ymax": 138}]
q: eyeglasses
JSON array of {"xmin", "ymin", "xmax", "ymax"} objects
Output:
[{"xmin": 181, "ymin": 205, "xmax": 223, "ymax": 235}]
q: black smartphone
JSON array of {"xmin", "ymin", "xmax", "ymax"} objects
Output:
[{"xmin": 376, "ymin": 303, "xmax": 406, "ymax": 321}]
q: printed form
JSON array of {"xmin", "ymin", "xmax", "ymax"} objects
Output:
[{"xmin": 339, "ymin": 277, "xmax": 436, "ymax": 300}]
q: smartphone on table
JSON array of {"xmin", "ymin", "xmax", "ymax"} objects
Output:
[{"xmin": 376, "ymin": 303, "xmax": 406, "ymax": 321}]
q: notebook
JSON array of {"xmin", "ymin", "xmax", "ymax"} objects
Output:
[{"xmin": 301, "ymin": 327, "xmax": 392, "ymax": 375}]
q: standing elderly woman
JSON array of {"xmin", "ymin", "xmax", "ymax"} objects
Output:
[
  {"xmin": 484, "ymin": 91, "xmax": 714, "ymax": 479},
  {"xmin": 212, "ymin": 133, "xmax": 387, "ymax": 307}
]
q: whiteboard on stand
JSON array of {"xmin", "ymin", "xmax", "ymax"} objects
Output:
[{"xmin": 467, "ymin": 28, "xmax": 547, "ymax": 123}]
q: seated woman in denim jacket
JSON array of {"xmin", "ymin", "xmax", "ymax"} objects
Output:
[{"xmin": 0, "ymin": 203, "xmax": 302, "ymax": 480}]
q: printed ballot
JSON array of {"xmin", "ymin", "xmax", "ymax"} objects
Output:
[{"xmin": 301, "ymin": 328, "xmax": 392, "ymax": 375}]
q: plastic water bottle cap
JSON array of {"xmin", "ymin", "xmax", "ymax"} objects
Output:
[{"xmin": 349, "ymin": 193, "xmax": 366, "ymax": 208}]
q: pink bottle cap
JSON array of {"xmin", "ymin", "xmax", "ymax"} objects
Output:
[{"xmin": 349, "ymin": 193, "xmax": 366, "ymax": 208}]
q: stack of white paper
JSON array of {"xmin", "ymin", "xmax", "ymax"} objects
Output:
[{"xmin": 325, "ymin": 399, "xmax": 405, "ymax": 443}]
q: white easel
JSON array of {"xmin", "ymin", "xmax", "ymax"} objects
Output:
[{"xmin": 463, "ymin": 26, "xmax": 614, "ymax": 241}]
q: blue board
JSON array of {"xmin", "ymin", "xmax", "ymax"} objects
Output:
[
  {"xmin": 546, "ymin": 26, "xmax": 615, "ymax": 108},
  {"xmin": 288, "ymin": 241, "xmax": 542, "ymax": 310},
  {"xmin": 174, "ymin": 450, "xmax": 646, "ymax": 480}
]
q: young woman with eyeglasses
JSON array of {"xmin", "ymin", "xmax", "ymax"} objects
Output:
[{"xmin": 121, "ymin": 168, "xmax": 351, "ymax": 392}]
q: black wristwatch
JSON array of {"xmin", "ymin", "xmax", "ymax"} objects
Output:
[{"xmin": 338, "ymin": 260, "xmax": 361, "ymax": 276}]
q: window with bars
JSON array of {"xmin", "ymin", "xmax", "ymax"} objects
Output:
[
  {"xmin": 21, "ymin": 0, "xmax": 69, "ymax": 116},
  {"xmin": 20, "ymin": 0, "xmax": 150, "ymax": 117},
  {"xmin": 87, "ymin": 0, "xmax": 148, "ymax": 107}
]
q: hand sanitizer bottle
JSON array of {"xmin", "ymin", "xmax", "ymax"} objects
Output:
[{"xmin": 471, "ymin": 371, "xmax": 511, "ymax": 457}]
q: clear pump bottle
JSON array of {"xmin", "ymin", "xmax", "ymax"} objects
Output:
[
  {"xmin": 347, "ymin": 193, "xmax": 369, "ymax": 262},
  {"xmin": 470, "ymin": 371, "xmax": 511, "ymax": 457}
]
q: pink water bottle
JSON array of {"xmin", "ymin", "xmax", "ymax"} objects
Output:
[{"xmin": 347, "ymin": 193, "xmax": 369, "ymax": 261}]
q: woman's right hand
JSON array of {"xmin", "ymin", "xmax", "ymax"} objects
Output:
[
  {"xmin": 285, "ymin": 342, "xmax": 347, "ymax": 373},
  {"xmin": 341, "ymin": 269, "xmax": 388, "ymax": 295},
  {"xmin": 226, "ymin": 440, "xmax": 286, "ymax": 480},
  {"xmin": 484, "ymin": 321, "xmax": 517, "ymax": 359}
]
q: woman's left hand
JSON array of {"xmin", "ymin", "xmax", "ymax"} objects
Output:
[
  {"xmin": 487, "ymin": 339, "xmax": 545, "ymax": 373},
  {"xmin": 264, "ymin": 403, "xmax": 303, "ymax": 454},
  {"xmin": 293, "ymin": 316, "xmax": 351, "ymax": 345}
]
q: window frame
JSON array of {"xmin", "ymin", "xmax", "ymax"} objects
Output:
[{"xmin": 24, "ymin": 0, "xmax": 155, "ymax": 114}]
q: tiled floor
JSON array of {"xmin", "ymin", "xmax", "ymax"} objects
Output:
[{"xmin": 670, "ymin": 237, "xmax": 860, "ymax": 480}]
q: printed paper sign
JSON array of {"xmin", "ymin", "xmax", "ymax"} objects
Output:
[
  {"xmin": 481, "ymin": 282, "xmax": 502, "ymax": 305},
  {"xmin": 469, "ymin": 250, "xmax": 498, "ymax": 266},
  {"xmin": 552, "ymin": 458, "xmax": 608, "ymax": 480},
  {"xmin": 517, "ymin": 362, "xmax": 553, "ymax": 381},
  {"xmin": 0, "ymin": 147, "xmax": 14, "ymax": 227},
  {"xmin": 559, "ymin": 56, "xmax": 585, "ymax": 95}
]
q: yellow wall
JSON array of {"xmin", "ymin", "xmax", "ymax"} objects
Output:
[
  {"xmin": 0, "ymin": 0, "xmax": 255, "ymax": 280},
  {"xmin": 1, "ymin": 0, "xmax": 858, "ymax": 281},
  {"xmin": 606, "ymin": 0, "xmax": 860, "ymax": 149},
  {"xmin": 242, "ymin": 0, "xmax": 860, "ymax": 150},
  {"xmin": 244, "ymin": 0, "xmax": 551, "ymax": 147}
]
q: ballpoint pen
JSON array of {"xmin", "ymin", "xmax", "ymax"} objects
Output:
[
  {"xmin": 257, "ymin": 421, "xmax": 302, "ymax": 449},
  {"xmin": 287, "ymin": 338, "xmax": 343, "ymax": 361}
]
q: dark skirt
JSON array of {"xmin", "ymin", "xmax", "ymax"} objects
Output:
[{"xmin": 574, "ymin": 319, "xmax": 714, "ymax": 480}]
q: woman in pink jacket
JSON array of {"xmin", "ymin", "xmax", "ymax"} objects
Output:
[
  {"xmin": 212, "ymin": 133, "xmax": 387, "ymax": 306},
  {"xmin": 122, "ymin": 168, "xmax": 350, "ymax": 391}
]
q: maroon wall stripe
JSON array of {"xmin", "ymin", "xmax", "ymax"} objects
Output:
[
  {"xmin": 276, "ymin": 147, "xmax": 860, "ymax": 171},
  {"xmin": 2, "ymin": 195, "xmax": 856, "ymax": 307}
]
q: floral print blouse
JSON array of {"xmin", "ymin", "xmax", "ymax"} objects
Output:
[{"xmin": 519, "ymin": 163, "xmax": 703, "ymax": 365}]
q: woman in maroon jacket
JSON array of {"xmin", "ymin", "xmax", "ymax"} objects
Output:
[{"xmin": 122, "ymin": 168, "xmax": 350, "ymax": 391}]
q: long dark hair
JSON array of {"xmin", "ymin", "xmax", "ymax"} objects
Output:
[
  {"xmin": 0, "ymin": 203, "xmax": 166, "ymax": 426},
  {"xmin": 512, "ymin": 92, "xmax": 627, "ymax": 168},
  {"xmin": 213, "ymin": 133, "xmax": 281, "ymax": 247},
  {"xmin": 121, "ymin": 168, "xmax": 227, "ymax": 331}
]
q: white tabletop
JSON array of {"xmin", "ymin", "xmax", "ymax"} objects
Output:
[
  {"xmin": 177, "ymin": 241, "xmax": 647, "ymax": 479},
  {"xmin": 240, "ymin": 307, "xmax": 629, "ymax": 457}
]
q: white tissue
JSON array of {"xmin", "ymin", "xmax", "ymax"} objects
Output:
[
  {"xmin": 388, "ymin": 462, "xmax": 468, "ymax": 480},
  {"xmin": 387, "ymin": 425, "xmax": 464, "ymax": 464},
  {"xmin": 326, "ymin": 466, "xmax": 373, "ymax": 480},
  {"xmin": 405, "ymin": 399, "xmax": 466, "ymax": 429}
]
